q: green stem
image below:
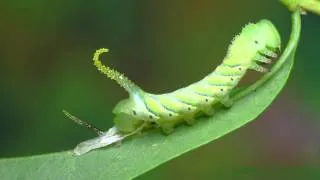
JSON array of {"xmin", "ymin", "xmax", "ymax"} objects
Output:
[{"xmin": 232, "ymin": 11, "xmax": 301, "ymax": 101}]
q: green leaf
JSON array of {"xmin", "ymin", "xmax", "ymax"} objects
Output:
[{"xmin": 0, "ymin": 13, "xmax": 301, "ymax": 180}]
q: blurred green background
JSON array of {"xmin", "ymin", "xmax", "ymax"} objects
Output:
[{"xmin": 1, "ymin": 0, "xmax": 320, "ymax": 179}]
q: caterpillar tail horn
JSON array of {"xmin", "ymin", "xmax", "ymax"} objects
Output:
[{"xmin": 93, "ymin": 48, "xmax": 140, "ymax": 94}]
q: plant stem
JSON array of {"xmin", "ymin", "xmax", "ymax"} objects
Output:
[{"xmin": 232, "ymin": 11, "xmax": 301, "ymax": 101}]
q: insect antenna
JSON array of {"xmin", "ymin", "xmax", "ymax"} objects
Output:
[
  {"xmin": 63, "ymin": 110, "xmax": 104, "ymax": 136},
  {"xmin": 93, "ymin": 48, "xmax": 141, "ymax": 94}
]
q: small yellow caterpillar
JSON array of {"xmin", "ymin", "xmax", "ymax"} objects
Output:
[{"xmin": 64, "ymin": 19, "xmax": 281, "ymax": 155}]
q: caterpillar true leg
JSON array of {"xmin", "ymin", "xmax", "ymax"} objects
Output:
[
  {"xmin": 249, "ymin": 63, "xmax": 269, "ymax": 73},
  {"xmin": 254, "ymin": 54, "xmax": 273, "ymax": 64},
  {"xmin": 260, "ymin": 48, "xmax": 278, "ymax": 58}
]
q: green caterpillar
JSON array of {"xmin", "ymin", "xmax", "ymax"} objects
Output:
[{"xmin": 64, "ymin": 19, "xmax": 281, "ymax": 155}]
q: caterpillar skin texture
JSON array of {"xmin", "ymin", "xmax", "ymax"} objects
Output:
[{"xmin": 72, "ymin": 19, "xmax": 281, "ymax": 155}]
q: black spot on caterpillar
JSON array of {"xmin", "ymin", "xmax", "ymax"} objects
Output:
[{"xmin": 65, "ymin": 19, "xmax": 281, "ymax": 155}]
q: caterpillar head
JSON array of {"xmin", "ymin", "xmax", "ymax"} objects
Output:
[
  {"xmin": 227, "ymin": 19, "xmax": 281, "ymax": 66},
  {"xmin": 251, "ymin": 19, "xmax": 281, "ymax": 56}
]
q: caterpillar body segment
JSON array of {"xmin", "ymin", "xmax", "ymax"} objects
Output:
[{"xmin": 68, "ymin": 19, "xmax": 281, "ymax": 155}]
